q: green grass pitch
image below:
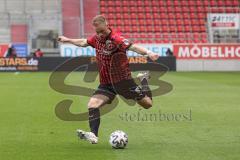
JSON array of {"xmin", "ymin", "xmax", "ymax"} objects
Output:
[{"xmin": 0, "ymin": 72, "xmax": 239, "ymax": 160}]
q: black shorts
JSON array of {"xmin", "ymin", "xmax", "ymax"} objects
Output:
[{"xmin": 93, "ymin": 79, "xmax": 145, "ymax": 103}]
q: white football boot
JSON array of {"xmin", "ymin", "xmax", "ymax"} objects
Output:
[
  {"xmin": 76, "ymin": 129, "xmax": 98, "ymax": 144},
  {"xmin": 137, "ymin": 71, "xmax": 150, "ymax": 82}
]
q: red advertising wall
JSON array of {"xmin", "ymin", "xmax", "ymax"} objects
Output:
[
  {"xmin": 0, "ymin": 44, "xmax": 9, "ymax": 57},
  {"xmin": 173, "ymin": 44, "xmax": 240, "ymax": 59}
]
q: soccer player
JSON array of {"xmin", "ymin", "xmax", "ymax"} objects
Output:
[{"xmin": 58, "ymin": 15, "xmax": 159, "ymax": 144}]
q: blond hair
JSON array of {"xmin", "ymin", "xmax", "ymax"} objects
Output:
[{"xmin": 92, "ymin": 15, "xmax": 107, "ymax": 24}]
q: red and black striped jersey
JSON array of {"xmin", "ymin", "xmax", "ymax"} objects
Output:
[{"xmin": 87, "ymin": 28, "xmax": 132, "ymax": 85}]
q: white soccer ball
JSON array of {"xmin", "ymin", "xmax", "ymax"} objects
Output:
[{"xmin": 109, "ymin": 130, "xmax": 128, "ymax": 149}]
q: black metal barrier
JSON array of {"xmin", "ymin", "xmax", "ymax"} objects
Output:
[{"xmin": 0, "ymin": 56, "xmax": 176, "ymax": 72}]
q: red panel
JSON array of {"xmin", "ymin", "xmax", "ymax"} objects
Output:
[
  {"xmin": 11, "ymin": 25, "xmax": 28, "ymax": 43},
  {"xmin": 83, "ymin": 0, "xmax": 99, "ymax": 35},
  {"xmin": 63, "ymin": 18, "xmax": 80, "ymax": 38},
  {"xmin": 62, "ymin": 0, "xmax": 80, "ymax": 17}
]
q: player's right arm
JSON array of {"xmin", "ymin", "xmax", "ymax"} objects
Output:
[{"xmin": 58, "ymin": 36, "xmax": 89, "ymax": 47}]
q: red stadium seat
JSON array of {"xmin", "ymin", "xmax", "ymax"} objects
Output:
[
  {"xmin": 192, "ymin": 26, "xmax": 200, "ymax": 32},
  {"xmin": 144, "ymin": 1, "xmax": 151, "ymax": 6},
  {"xmin": 108, "ymin": 7, "xmax": 114, "ymax": 13},
  {"xmin": 152, "ymin": 1, "xmax": 159, "ymax": 6},
  {"xmin": 160, "ymin": 13, "xmax": 167, "ymax": 19},
  {"xmin": 100, "ymin": 1, "xmax": 106, "ymax": 6},
  {"xmin": 196, "ymin": 0, "xmax": 202, "ymax": 6},
  {"xmin": 146, "ymin": 19, "xmax": 153, "ymax": 26},
  {"xmin": 139, "ymin": 26, "xmax": 146, "ymax": 32},
  {"xmin": 100, "ymin": 6, "xmax": 106, "ymax": 13},
  {"xmin": 181, "ymin": 0, "xmax": 188, "ymax": 6},
  {"xmin": 137, "ymin": 7, "xmax": 144, "ymax": 12},
  {"xmin": 138, "ymin": 13, "xmax": 145, "ymax": 19},
  {"xmin": 176, "ymin": 19, "xmax": 183, "ymax": 25},
  {"xmin": 199, "ymin": 19, "xmax": 206, "ymax": 25},
  {"xmin": 145, "ymin": 13, "xmax": 152, "ymax": 19},
  {"xmin": 131, "ymin": 26, "xmax": 138, "ymax": 33},
  {"xmin": 107, "ymin": 13, "xmax": 114, "ymax": 19},
  {"xmin": 153, "ymin": 13, "xmax": 160, "ymax": 19},
  {"xmin": 169, "ymin": 19, "xmax": 176, "ymax": 26},
  {"xmin": 183, "ymin": 13, "xmax": 190, "ymax": 19},
  {"xmin": 115, "ymin": 1, "xmax": 121, "ymax": 6},
  {"xmin": 184, "ymin": 19, "xmax": 191, "ymax": 25},
  {"xmin": 177, "ymin": 26, "xmax": 184, "ymax": 32},
  {"xmin": 175, "ymin": 13, "xmax": 182, "ymax": 19},
  {"xmin": 139, "ymin": 19, "xmax": 145, "ymax": 25},
  {"xmin": 190, "ymin": 13, "xmax": 197, "ymax": 19},
  {"xmin": 122, "ymin": 1, "xmax": 128, "ymax": 6},
  {"xmin": 203, "ymin": 0, "xmax": 209, "ymax": 6},
  {"xmin": 169, "ymin": 26, "xmax": 176, "ymax": 32},
  {"xmin": 124, "ymin": 26, "xmax": 131, "ymax": 32},
  {"xmin": 210, "ymin": 0, "xmax": 218, "ymax": 6},
  {"xmin": 130, "ymin": 7, "xmax": 137, "ymax": 13},
  {"xmin": 159, "ymin": 1, "xmax": 165, "ymax": 6},
  {"xmin": 166, "ymin": 0, "xmax": 172, "ymax": 6},
  {"xmin": 198, "ymin": 13, "xmax": 206, "ymax": 19},
  {"xmin": 200, "ymin": 26, "xmax": 206, "ymax": 32},
  {"xmin": 168, "ymin": 13, "xmax": 175, "ymax": 19},
  {"xmin": 129, "ymin": 0, "xmax": 136, "ymax": 6},
  {"xmin": 147, "ymin": 26, "xmax": 154, "ymax": 32},
  {"xmin": 185, "ymin": 26, "xmax": 192, "ymax": 32},
  {"xmin": 162, "ymin": 26, "xmax": 169, "ymax": 32},
  {"xmin": 190, "ymin": 7, "xmax": 196, "ymax": 13},
  {"xmin": 233, "ymin": 0, "xmax": 239, "ymax": 6},
  {"xmin": 115, "ymin": 6, "xmax": 121, "ymax": 13},
  {"xmin": 161, "ymin": 20, "xmax": 168, "ymax": 26},
  {"xmin": 175, "ymin": 7, "xmax": 182, "ymax": 13},
  {"xmin": 173, "ymin": 0, "xmax": 180, "ymax": 6},
  {"xmin": 116, "ymin": 13, "xmax": 121, "ymax": 19},
  {"xmin": 191, "ymin": 19, "xmax": 199, "ymax": 26},
  {"xmin": 145, "ymin": 7, "xmax": 151, "ymax": 13},
  {"xmin": 152, "ymin": 7, "xmax": 159, "ymax": 13},
  {"xmin": 154, "ymin": 20, "xmax": 161, "ymax": 26},
  {"xmin": 154, "ymin": 26, "xmax": 161, "ymax": 32},
  {"xmin": 189, "ymin": 0, "xmax": 196, "ymax": 6},
  {"xmin": 131, "ymin": 13, "xmax": 137, "ymax": 19},
  {"xmin": 197, "ymin": 6, "xmax": 206, "ymax": 13},
  {"xmin": 122, "ymin": 6, "xmax": 129, "ymax": 13},
  {"xmin": 108, "ymin": 19, "xmax": 115, "ymax": 25},
  {"xmin": 123, "ymin": 13, "xmax": 129, "ymax": 19},
  {"xmin": 131, "ymin": 19, "xmax": 137, "ymax": 26},
  {"xmin": 137, "ymin": 0, "xmax": 144, "ymax": 6},
  {"xmin": 108, "ymin": 1, "xmax": 114, "ymax": 6},
  {"xmin": 217, "ymin": 0, "xmax": 225, "ymax": 6}
]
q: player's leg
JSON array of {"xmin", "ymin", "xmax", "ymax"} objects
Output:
[
  {"xmin": 137, "ymin": 71, "xmax": 153, "ymax": 109},
  {"xmin": 77, "ymin": 85, "xmax": 116, "ymax": 144},
  {"xmin": 114, "ymin": 72, "xmax": 153, "ymax": 109},
  {"xmin": 137, "ymin": 96, "xmax": 152, "ymax": 109},
  {"xmin": 77, "ymin": 94, "xmax": 111, "ymax": 144},
  {"xmin": 87, "ymin": 94, "xmax": 110, "ymax": 137}
]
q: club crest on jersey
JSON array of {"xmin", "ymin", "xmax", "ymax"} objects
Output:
[
  {"xmin": 123, "ymin": 39, "xmax": 130, "ymax": 46},
  {"xmin": 103, "ymin": 40, "xmax": 117, "ymax": 55}
]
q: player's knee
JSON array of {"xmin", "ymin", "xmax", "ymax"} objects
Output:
[
  {"xmin": 142, "ymin": 101, "xmax": 152, "ymax": 109},
  {"xmin": 88, "ymin": 100, "xmax": 101, "ymax": 109},
  {"xmin": 138, "ymin": 98, "xmax": 153, "ymax": 109}
]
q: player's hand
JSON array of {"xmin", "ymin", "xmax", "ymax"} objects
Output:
[
  {"xmin": 58, "ymin": 36, "xmax": 70, "ymax": 43},
  {"xmin": 148, "ymin": 52, "xmax": 159, "ymax": 61}
]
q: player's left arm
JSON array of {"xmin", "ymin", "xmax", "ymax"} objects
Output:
[{"xmin": 129, "ymin": 44, "xmax": 159, "ymax": 61}]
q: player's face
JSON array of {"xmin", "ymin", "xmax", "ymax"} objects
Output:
[{"xmin": 93, "ymin": 21, "xmax": 108, "ymax": 35}]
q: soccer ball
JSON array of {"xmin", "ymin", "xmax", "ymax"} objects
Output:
[{"xmin": 109, "ymin": 130, "xmax": 128, "ymax": 149}]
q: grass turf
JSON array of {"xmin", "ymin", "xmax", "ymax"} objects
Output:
[{"xmin": 0, "ymin": 72, "xmax": 239, "ymax": 160}]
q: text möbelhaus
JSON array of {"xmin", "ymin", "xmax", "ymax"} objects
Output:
[{"xmin": 174, "ymin": 44, "xmax": 240, "ymax": 59}]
